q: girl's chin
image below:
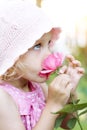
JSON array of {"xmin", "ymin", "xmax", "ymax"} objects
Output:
[
  {"xmin": 39, "ymin": 76, "xmax": 49, "ymax": 82},
  {"xmin": 29, "ymin": 76, "xmax": 47, "ymax": 83}
]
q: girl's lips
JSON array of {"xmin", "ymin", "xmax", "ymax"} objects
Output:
[
  {"xmin": 40, "ymin": 69, "xmax": 52, "ymax": 74},
  {"xmin": 39, "ymin": 69, "xmax": 52, "ymax": 78}
]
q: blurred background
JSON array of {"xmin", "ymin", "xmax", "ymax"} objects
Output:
[{"xmin": 0, "ymin": 0, "xmax": 87, "ymax": 129}]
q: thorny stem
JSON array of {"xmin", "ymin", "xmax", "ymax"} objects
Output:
[{"xmin": 70, "ymin": 94, "xmax": 83, "ymax": 130}]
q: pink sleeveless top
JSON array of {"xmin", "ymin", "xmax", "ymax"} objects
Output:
[{"xmin": 0, "ymin": 82, "xmax": 46, "ymax": 130}]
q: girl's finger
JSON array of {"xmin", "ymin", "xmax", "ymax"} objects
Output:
[
  {"xmin": 58, "ymin": 65, "xmax": 67, "ymax": 74},
  {"xmin": 72, "ymin": 60, "xmax": 81, "ymax": 67},
  {"xmin": 66, "ymin": 55, "xmax": 75, "ymax": 62},
  {"xmin": 66, "ymin": 55, "xmax": 82, "ymax": 68},
  {"xmin": 77, "ymin": 67, "xmax": 85, "ymax": 74}
]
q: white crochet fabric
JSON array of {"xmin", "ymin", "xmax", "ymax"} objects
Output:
[{"xmin": 0, "ymin": 0, "xmax": 54, "ymax": 75}]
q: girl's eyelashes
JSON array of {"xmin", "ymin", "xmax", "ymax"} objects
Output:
[
  {"xmin": 33, "ymin": 43, "xmax": 41, "ymax": 50},
  {"xmin": 48, "ymin": 40, "xmax": 51, "ymax": 44}
]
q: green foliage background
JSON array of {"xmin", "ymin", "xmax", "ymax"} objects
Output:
[{"xmin": 72, "ymin": 46, "xmax": 87, "ymax": 130}]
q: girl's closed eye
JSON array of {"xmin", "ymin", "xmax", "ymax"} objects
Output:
[
  {"xmin": 48, "ymin": 40, "xmax": 51, "ymax": 45},
  {"xmin": 33, "ymin": 43, "xmax": 41, "ymax": 50}
]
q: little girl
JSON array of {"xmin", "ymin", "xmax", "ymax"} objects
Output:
[{"xmin": 0, "ymin": 1, "xmax": 84, "ymax": 130}]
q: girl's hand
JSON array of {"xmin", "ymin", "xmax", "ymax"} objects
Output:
[
  {"xmin": 47, "ymin": 74, "xmax": 72, "ymax": 112},
  {"xmin": 59, "ymin": 55, "xmax": 84, "ymax": 93},
  {"xmin": 55, "ymin": 55, "xmax": 84, "ymax": 129}
]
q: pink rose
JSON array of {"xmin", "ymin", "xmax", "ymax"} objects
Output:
[{"xmin": 39, "ymin": 52, "xmax": 64, "ymax": 78}]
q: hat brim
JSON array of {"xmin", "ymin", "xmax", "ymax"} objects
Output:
[{"xmin": 0, "ymin": 1, "xmax": 61, "ymax": 75}]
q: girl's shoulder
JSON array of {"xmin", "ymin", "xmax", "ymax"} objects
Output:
[
  {"xmin": 0, "ymin": 82, "xmax": 17, "ymax": 96},
  {"xmin": 0, "ymin": 86, "xmax": 10, "ymax": 99},
  {"xmin": 0, "ymin": 82, "xmax": 23, "ymax": 108},
  {"xmin": 0, "ymin": 83, "xmax": 12, "ymax": 100},
  {"xmin": 0, "ymin": 83, "xmax": 17, "ymax": 107},
  {"xmin": 0, "ymin": 87, "xmax": 25, "ymax": 130},
  {"xmin": 0, "ymin": 86, "xmax": 17, "ymax": 113}
]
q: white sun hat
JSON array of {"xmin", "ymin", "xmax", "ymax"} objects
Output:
[{"xmin": 0, "ymin": 0, "xmax": 60, "ymax": 75}]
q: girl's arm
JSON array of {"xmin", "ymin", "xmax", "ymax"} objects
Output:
[
  {"xmin": 40, "ymin": 83, "xmax": 77, "ymax": 130},
  {"xmin": 33, "ymin": 74, "xmax": 72, "ymax": 130},
  {"xmin": 32, "ymin": 103, "xmax": 59, "ymax": 130},
  {"xmin": 0, "ymin": 88, "xmax": 26, "ymax": 130}
]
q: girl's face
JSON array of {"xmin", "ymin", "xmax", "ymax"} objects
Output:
[{"xmin": 16, "ymin": 31, "xmax": 54, "ymax": 83}]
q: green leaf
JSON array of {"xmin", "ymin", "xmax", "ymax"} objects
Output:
[
  {"xmin": 67, "ymin": 117, "xmax": 77, "ymax": 129},
  {"xmin": 53, "ymin": 103, "xmax": 87, "ymax": 114},
  {"xmin": 54, "ymin": 114, "xmax": 66, "ymax": 129},
  {"xmin": 69, "ymin": 99, "xmax": 80, "ymax": 104},
  {"xmin": 79, "ymin": 109, "xmax": 87, "ymax": 116},
  {"xmin": 74, "ymin": 99, "xmax": 80, "ymax": 104}
]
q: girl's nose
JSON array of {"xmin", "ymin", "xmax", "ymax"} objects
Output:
[{"xmin": 44, "ymin": 47, "xmax": 52, "ymax": 59}]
